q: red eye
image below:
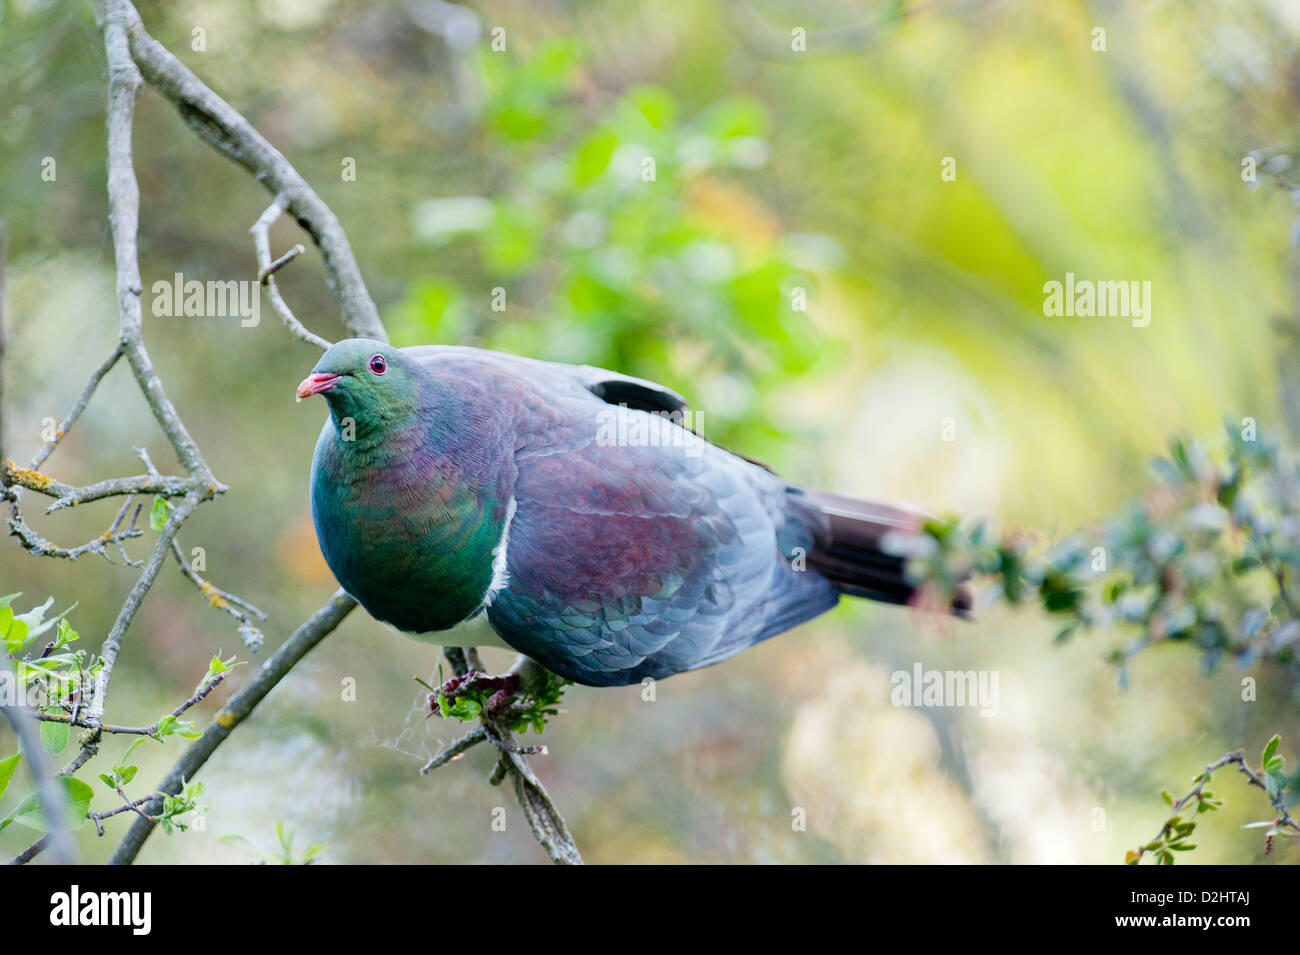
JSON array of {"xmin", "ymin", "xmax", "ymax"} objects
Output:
[{"xmin": 369, "ymin": 354, "xmax": 387, "ymax": 375}]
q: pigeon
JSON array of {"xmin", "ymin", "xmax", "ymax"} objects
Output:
[{"xmin": 297, "ymin": 338, "xmax": 966, "ymax": 692}]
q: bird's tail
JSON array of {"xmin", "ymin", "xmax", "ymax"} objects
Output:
[{"xmin": 791, "ymin": 488, "xmax": 973, "ymax": 617}]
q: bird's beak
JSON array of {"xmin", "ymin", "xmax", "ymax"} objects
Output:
[{"xmin": 296, "ymin": 372, "xmax": 340, "ymax": 402}]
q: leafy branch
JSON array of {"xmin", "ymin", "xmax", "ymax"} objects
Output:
[
  {"xmin": 892, "ymin": 418, "xmax": 1300, "ymax": 679},
  {"xmin": 891, "ymin": 420, "xmax": 1300, "ymax": 862},
  {"xmin": 1127, "ymin": 736, "xmax": 1298, "ymax": 864}
]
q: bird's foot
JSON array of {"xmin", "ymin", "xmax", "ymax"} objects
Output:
[{"xmin": 432, "ymin": 671, "xmax": 522, "ymax": 717}]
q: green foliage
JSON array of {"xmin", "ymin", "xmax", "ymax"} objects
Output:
[
  {"xmin": 3, "ymin": 596, "xmax": 93, "ymax": 709},
  {"xmin": 1129, "ymin": 736, "xmax": 1295, "ymax": 864},
  {"xmin": 393, "ymin": 44, "xmax": 839, "ymax": 458},
  {"xmin": 148, "ymin": 496, "xmax": 170, "ymax": 532},
  {"xmin": 220, "ymin": 822, "xmax": 325, "ymax": 865},
  {"xmin": 199, "ymin": 651, "xmax": 244, "ymax": 690},
  {"xmin": 427, "ymin": 667, "xmax": 569, "ymax": 736},
  {"xmin": 39, "ymin": 718, "xmax": 68, "ymax": 756},
  {"xmin": 154, "ymin": 780, "xmax": 205, "ymax": 835},
  {"xmin": 894, "ymin": 427, "xmax": 1300, "ymax": 863},
  {"xmin": 98, "ymin": 739, "xmax": 146, "ymax": 792},
  {"xmin": 894, "ymin": 418, "xmax": 1300, "ymax": 680},
  {"xmin": 0, "ymin": 595, "xmax": 76, "ymax": 657},
  {"xmin": 0, "ymin": 754, "xmax": 21, "ymax": 802},
  {"xmin": 151, "ymin": 713, "xmax": 201, "ymax": 742},
  {"xmin": 0, "ymin": 777, "xmax": 94, "ymax": 834},
  {"xmin": 0, "ymin": 597, "xmax": 219, "ymax": 844}
]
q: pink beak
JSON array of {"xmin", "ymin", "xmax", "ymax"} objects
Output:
[{"xmin": 296, "ymin": 372, "xmax": 340, "ymax": 401}]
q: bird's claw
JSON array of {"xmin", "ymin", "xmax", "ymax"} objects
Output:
[{"xmin": 431, "ymin": 671, "xmax": 522, "ymax": 717}]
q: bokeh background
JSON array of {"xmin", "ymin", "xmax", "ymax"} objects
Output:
[{"xmin": 2, "ymin": 0, "xmax": 1300, "ymax": 863}]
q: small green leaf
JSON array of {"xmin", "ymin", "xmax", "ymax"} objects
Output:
[
  {"xmin": 0, "ymin": 753, "xmax": 20, "ymax": 801},
  {"xmin": 2, "ymin": 776, "xmax": 94, "ymax": 833},
  {"xmin": 120, "ymin": 738, "xmax": 145, "ymax": 766},
  {"xmin": 1262, "ymin": 734, "xmax": 1280, "ymax": 767},
  {"xmin": 39, "ymin": 720, "xmax": 69, "ymax": 756},
  {"xmin": 0, "ymin": 605, "xmax": 30, "ymax": 653},
  {"xmin": 149, "ymin": 497, "xmax": 170, "ymax": 532}
]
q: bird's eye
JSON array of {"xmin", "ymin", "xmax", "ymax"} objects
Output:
[{"xmin": 368, "ymin": 354, "xmax": 387, "ymax": 375}]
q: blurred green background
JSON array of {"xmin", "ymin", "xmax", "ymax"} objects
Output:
[{"xmin": 2, "ymin": 0, "xmax": 1300, "ymax": 863}]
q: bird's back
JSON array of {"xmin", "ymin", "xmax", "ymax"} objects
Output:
[{"xmin": 402, "ymin": 345, "xmax": 841, "ymax": 686}]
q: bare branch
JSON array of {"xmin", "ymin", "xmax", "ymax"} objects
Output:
[
  {"xmin": 89, "ymin": 793, "xmax": 158, "ymax": 836},
  {"xmin": 7, "ymin": 512, "xmax": 143, "ymax": 562},
  {"xmin": 170, "ymin": 539, "xmax": 266, "ymax": 650},
  {"xmin": 97, "ymin": 0, "xmax": 219, "ymax": 488},
  {"xmin": 2, "ymin": 460, "xmax": 206, "ymax": 513},
  {"xmin": 117, "ymin": 5, "xmax": 386, "ymax": 342},
  {"xmin": 87, "ymin": 491, "xmax": 201, "ymax": 725},
  {"xmin": 27, "ymin": 344, "xmax": 124, "ymax": 472},
  {"xmin": 251, "ymin": 194, "xmax": 332, "ymax": 350},
  {"xmin": 503, "ymin": 745, "xmax": 582, "ymax": 865},
  {"xmin": 259, "ymin": 243, "xmax": 306, "ymax": 283},
  {"xmin": 9, "ymin": 835, "xmax": 49, "ymax": 866},
  {"xmin": 419, "ymin": 726, "xmax": 488, "ymax": 774}
]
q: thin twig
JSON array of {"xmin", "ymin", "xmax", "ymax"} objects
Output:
[
  {"xmin": 36, "ymin": 670, "xmax": 229, "ymax": 737},
  {"xmin": 28, "ymin": 345, "xmax": 125, "ymax": 472},
  {"xmin": 260, "ymin": 244, "xmax": 306, "ymax": 283},
  {"xmin": 89, "ymin": 793, "xmax": 157, "ymax": 836},
  {"xmin": 9, "ymin": 836, "xmax": 49, "ymax": 865},
  {"xmin": 251, "ymin": 194, "xmax": 331, "ymax": 350},
  {"xmin": 434, "ymin": 651, "xmax": 582, "ymax": 864},
  {"xmin": 7, "ymin": 514, "xmax": 143, "ymax": 562},
  {"xmin": 1131, "ymin": 749, "xmax": 1300, "ymax": 863},
  {"xmin": 419, "ymin": 726, "xmax": 488, "ymax": 774},
  {"xmin": 170, "ymin": 539, "xmax": 266, "ymax": 650},
  {"xmin": 87, "ymin": 492, "xmax": 201, "ymax": 726}
]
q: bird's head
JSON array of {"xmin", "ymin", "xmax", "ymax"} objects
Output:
[{"xmin": 296, "ymin": 338, "xmax": 420, "ymax": 439}]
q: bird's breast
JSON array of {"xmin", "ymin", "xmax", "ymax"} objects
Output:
[{"xmin": 310, "ymin": 434, "xmax": 503, "ymax": 634}]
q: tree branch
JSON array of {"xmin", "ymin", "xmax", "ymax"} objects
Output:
[
  {"xmin": 251, "ymin": 194, "xmax": 330, "ymax": 350},
  {"xmin": 35, "ymin": 669, "xmax": 229, "ymax": 738},
  {"xmin": 116, "ymin": 3, "xmax": 386, "ymax": 342},
  {"xmin": 3, "ymin": 462, "xmax": 206, "ymax": 513},
  {"xmin": 108, "ymin": 590, "xmax": 356, "ymax": 864},
  {"xmin": 435, "ymin": 651, "xmax": 584, "ymax": 864},
  {"xmin": 0, "ymin": 0, "xmax": 588, "ymax": 869},
  {"xmin": 170, "ymin": 539, "xmax": 266, "ymax": 650},
  {"xmin": 27, "ymin": 344, "xmax": 124, "ymax": 472}
]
